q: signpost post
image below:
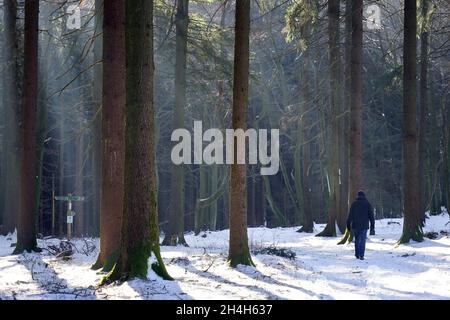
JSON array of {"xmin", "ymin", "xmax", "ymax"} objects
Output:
[{"xmin": 54, "ymin": 193, "xmax": 85, "ymax": 240}]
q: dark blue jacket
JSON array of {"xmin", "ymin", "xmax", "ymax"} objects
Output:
[{"xmin": 346, "ymin": 194, "xmax": 375, "ymax": 231}]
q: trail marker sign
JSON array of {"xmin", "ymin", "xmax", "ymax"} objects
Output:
[{"xmin": 54, "ymin": 194, "xmax": 85, "ymax": 240}]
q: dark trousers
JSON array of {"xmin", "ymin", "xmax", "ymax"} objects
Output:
[{"xmin": 353, "ymin": 229, "xmax": 368, "ymax": 258}]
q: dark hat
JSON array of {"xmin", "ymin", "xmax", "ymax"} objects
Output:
[{"xmin": 357, "ymin": 190, "xmax": 365, "ymax": 197}]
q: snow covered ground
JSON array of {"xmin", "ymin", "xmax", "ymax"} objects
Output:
[{"xmin": 1, "ymin": 212, "xmax": 449, "ymax": 300}]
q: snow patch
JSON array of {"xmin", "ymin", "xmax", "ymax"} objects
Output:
[{"xmin": 1, "ymin": 214, "xmax": 450, "ymax": 299}]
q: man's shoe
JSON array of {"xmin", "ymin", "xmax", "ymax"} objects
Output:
[{"xmin": 359, "ymin": 257, "xmax": 365, "ymax": 260}]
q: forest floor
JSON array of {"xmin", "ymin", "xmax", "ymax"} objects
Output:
[{"xmin": 0, "ymin": 211, "xmax": 449, "ymax": 300}]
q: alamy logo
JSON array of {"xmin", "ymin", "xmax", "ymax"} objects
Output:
[{"xmin": 171, "ymin": 121, "xmax": 280, "ymax": 176}]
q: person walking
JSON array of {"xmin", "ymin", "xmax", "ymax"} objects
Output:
[{"xmin": 346, "ymin": 191, "xmax": 375, "ymax": 260}]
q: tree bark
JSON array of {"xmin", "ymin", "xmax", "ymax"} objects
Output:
[
  {"xmin": 428, "ymin": 80, "xmax": 440, "ymax": 215},
  {"xmin": 445, "ymin": 97, "xmax": 450, "ymax": 214},
  {"xmin": 92, "ymin": 0, "xmax": 126, "ymax": 271},
  {"xmin": 297, "ymin": 40, "xmax": 313, "ymax": 233},
  {"xmin": 338, "ymin": 0, "xmax": 363, "ymax": 244},
  {"xmin": 103, "ymin": 0, "xmax": 171, "ymax": 282},
  {"xmin": 317, "ymin": 0, "xmax": 340, "ymax": 237},
  {"xmin": 91, "ymin": 0, "xmax": 103, "ymax": 237},
  {"xmin": 338, "ymin": 0, "xmax": 351, "ymax": 232},
  {"xmin": 300, "ymin": 129, "xmax": 314, "ymax": 232},
  {"xmin": 399, "ymin": 0, "xmax": 423, "ymax": 243},
  {"xmin": 418, "ymin": 0, "xmax": 429, "ymax": 217},
  {"xmin": 228, "ymin": 0, "xmax": 254, "ymax": 267},
  {"xmin": 2, "ymin": 0, "xmax": 20, "ymax": 236},
  {"xmin": 163, "ymin": 0, "xmax": 189, "ymax": 246},
  {"xmin": 58, "ymin": 107, "xmax": 65, "ymax": 236},
  {"xmin": 348, "ymin": 0, "xmax": 363, "ymax": 204},
  {"xmin": 14, "ymin": 0, "xmax": 39, "ymax": 253}
]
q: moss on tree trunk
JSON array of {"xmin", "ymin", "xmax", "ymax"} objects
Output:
[
  {"xmin": 315, "ymin": 217, "xmax": 337, "ymax": 237},
  {"xmin": 397, "ymin": 225, "xmax": 423, "ymax": 245},
  {"xmin": 101, "ymin": 0, "xmax": 172, "ymax": 284}
]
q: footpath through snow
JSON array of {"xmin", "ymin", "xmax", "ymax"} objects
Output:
[{"xmin": 0, "ymin": 212, "xmax": 449, "ymax": 300}]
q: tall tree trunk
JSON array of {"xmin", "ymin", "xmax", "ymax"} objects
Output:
[
  {"xmin": 92, "ymin": 0, "xmax": 126, "ymax": 271},
  {"xmin": 418, "ymin": 0, "xmax": 429, "ymax": 217},
  {"xmin": 430, "ymin": 87, "xmax": 441, "ymax": 214},
  {"xmin": 300, "ymin": 123, "xmax": 314, "ymax": 232},
  {"xmin": 338, "ymin": 0, "xmax": 353, "ymax": 244},
  {"xmin": 58, "ymin": 111, "xmax": 65, "ymax": 236},
  {"xmin": 399, "ymin": 0, "xmax": 423, "ymax": 243},
  {"xmin": 297, "ymin": 37, "xmax": 313, "ymax": 233},
  {"xmin": 103, "ymin": 0, "xmax": 171, "ymax": 282},
  {"xmin": 348, "ymin": 0, "xmax": 363, "ymax": 203},
  {"xmin": 217, "ymin": 0, "xmax": 229, "ymax": 231},
  {"xmin": 91, "ymin": 0, "xmax": 103, "ymax": 236},
  {"xmin": 442, "ymin": 85, "xmax": 450, "ymax": 213},
  {"xmin": 163, "ymin": 0, "xmax": 189, "ymax": 246},
  {"xmin": 338, "ymin": 0, "xmax": 363, "ymax": 244},
  {"xmin": 338, "ymin": 0, "xmax": 351, "ymax": 231},
  {"xmin": 317, "ymin": 0, "xmax": 340, "ymax": 237},
  {"xmin": 2, "ymin": 0, "xmax": 20, "ymax": 236},
  {"xmin": 444, "ymin": 95, "xmax": 450, "ymax": 214},
  {"xmin": 14, "ymin": 0, "xmax": 39, "ymax": 253},
  {"xmin": 36, "ymin": 31, "xmax": 49, "ymax": 237},
  {"xmin": 228, "ymin": 0, "xmax": 254, "ymax": 267}
]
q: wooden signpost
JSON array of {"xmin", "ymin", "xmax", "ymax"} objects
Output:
[{"xmin": 54, "ymin": 193, "xmax": 85, "ymax": 240}]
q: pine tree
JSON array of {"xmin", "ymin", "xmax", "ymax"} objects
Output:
[
  {"xmin": 317, "ymin": 0, "xmax": 341, "ymax": 237},
  {"xmin": 92, "ymin": 0, "xmax": 126, "ymax": 271},
  {"xmin": 14, "ymin": 0, "xmax": 40, "ymax": 254},
  {"xmin": 348, "ymin": 0, "xmax": 363, "ymax": 204},
  {"xmin": 1, "ymin": 0, "xmax": 20, "ymax": 236},
  {"xmin": 337, "ymin": 0, "xmax": 351, "ymax": 233},
  {"xmin": 102, "ymin": 0, "xmax": 171, "ymax": 282},
  {"xmin": 91, "ymin": 0, "xmax": 103, "ymax": 236},
  {"xmin": 228, "ymin": 0, "xmax": 254, "ymax": 267},
  {"xmin": 398, "ymin": 0, "xmax": 424, "ymax": 244},
  {"xmin": 162, "ymin": 0, "xmax": 189, "ymax": 247},
  {"xmin": 418, "ymin": 0, "xmax": 429, "ymax": 218},
  {"xmin": 338, "ymin": 0, "xmax": 354, "ymax": 244}
]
